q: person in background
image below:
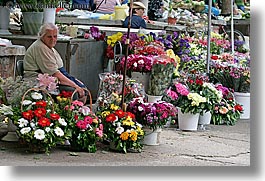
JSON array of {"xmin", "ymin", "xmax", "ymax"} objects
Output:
[
  {"xmin": 235, "ymin": 0, "xmax": 246, "ymax": 12},
  {"xmin": 72, "ymin": 0, "xmax": 94, "ymax": 10},
  {"xmin": 94, "ymin": 0, "xmax": 121, "ymax": 14},
  {"xmin": 123, "ymin": 1, "xmax": 146, "ymax": 29},
  {"xmin": 23, "ymin": 23, "xmax": 87, "ymax": 102}
]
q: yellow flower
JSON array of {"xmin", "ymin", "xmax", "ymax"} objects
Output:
[
  {"xmin": 130, "ymin": 130, "xmax": 138, "ymax": 141},
  {"xmin": 122, "ymin": 117, "xmax": 135, "ymax": 127},
  {"xmin": 56, "ymin": 96, "xmax": 62, "ymax": 102},
  {"xmin": 101, "ymin": 111, "xmax": 110, "ymax": 118},
  {"xmin": 136, "ymin": 126, "xmax": 144, "ymax": 136},
  {"xmin": 110, "ymin": 104, "xmax": 119, "ymax": 110},
  {"xmin": 120, "ymin": 132, "xmax": 129, "ymax": 140}
]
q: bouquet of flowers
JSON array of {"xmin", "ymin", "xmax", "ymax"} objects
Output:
[
  {"xmin": 12, "ymin": 88, "xmax": 66, "ymax": 153},
  {"xmin": 146, "ymin": 52, "xmax": 177, "ymax": 96},
  {"xmin": 60, "ymin": 100, "xmax": 104, "ymax": 153},
  {"xmin": 211, "ymin": 84, "xmax": 243, "ymax": 125},
  {"xmin": 96, "ymin": 94, "xmax": 144, "ymax": 153},
  {"xmin": 127, "ymin": 97, "xmax": 177, "ymax": 131},
  {"xmin": 211, "ymin": 60, "xmax": 250, "ymax": 93},
  {"xmin": 120, "ymin": 54, "xmax": 153, "ymax": 74}
]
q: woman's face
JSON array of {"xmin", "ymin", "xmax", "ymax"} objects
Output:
[
  {"xmin": 41, "ymin": 29, "xmax": 58, "ymax": 49},
  {"xmin": 135, "ymin": 8, "xmax": 145, "ymax": 17}
]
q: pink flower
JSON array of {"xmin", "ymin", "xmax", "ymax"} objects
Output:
[
  {"xmin": 166, "ymin": 87, "xmax": 178, "ymax": 100},
  {"xmin": 72, "ymin": 100, "xmax": 84, "ymax": 107},
  {"xmin": 175, "ymin": 83, "xmax": 189, "ymax": 96},
  {"xmin": 76, "ymin": 120, "xmax": 88, "ymax": 130}
]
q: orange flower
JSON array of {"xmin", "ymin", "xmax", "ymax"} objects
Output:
[{"xmin": 120, "ymin": 132, "xmax": 129, "ymax": 141}]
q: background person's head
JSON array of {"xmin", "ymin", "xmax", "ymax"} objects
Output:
[
  {"xmin": 132, "ymin": 2, "xmax": 146, "ymax": 17},
  {"xmin": 38, "ymin": 23, "xmax": 58, "ymax": 49}
]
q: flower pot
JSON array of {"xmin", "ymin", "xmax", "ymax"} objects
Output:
[
  {"xmin": 198, "ymin": 111, "xmax": 212, "ymax": 125},
  {"xmin": 22, "ymin": 11, "xmax": 44, "ymax": 35},
  {"xmin": 0, "ymin": 6, "xmax": 11, "ymax": 35},
  {"xmin": 234, "ymin": 92, "xmax": 250, "ymax": 119},
  {"xmin": 142, "ymin": 128, "xmax": 162, "ymax": 146},
  {"xmin": 130, "ymin": 72, "xmax": 150, "ymax": 92},
  {"xmin": 146, "ymin": 94, "xmax": 163, "ymax": 103},
  {"xmin": 168, "ymin": 17, "xmax": 177, "ymax": 25},
  {"xmin": 43, "ymin": 8, "xmax": 56, "ymax": 24},
  {"xmin": 177, "ymin": 108, "xmax": 199, "ymax": 131},
  {"xmin": 198, "ymin": 111, "xmax": 211, "ymax": 130}
]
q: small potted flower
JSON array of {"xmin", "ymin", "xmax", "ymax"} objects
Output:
[
  {"xmin": 127, "ymin": 97, "xmax": 177, "ymax": 145},
  {"xmin": 211, "ymin": 84, "xmax": 243, "ymax": 125},
  {"xmin": 96, "ymin": 94, "xmax": 144, "ymax": 153},
  {"xmin": 59, "ymin": 100, "xmax": 104, "ymax": 153},
  {"xmin": 163, "ymin": 81, "xmax": 207, "ymax": 131}
]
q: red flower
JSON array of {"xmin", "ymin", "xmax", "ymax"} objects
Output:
[
  {"xmin": 34, "ymin": 108, "xmax": 47, "ymax": 118},
  {"xmin": 126, "ymin": 112, "xmax": 135, "ymax": 120},
  {"xmin": 115, "ymin": 109, "xmax": 126, "ymax": 119},
  {"xmin": 196, "ymin": 79, "xmax": 203, "ymax": 86},
  {"xmin": 35, "ymin": 100, "xmax": 47, "ymax": 107},
  {"xmin": 211, "ymin": 55, "xmax": 219, "ymax": 60},
  {"xmin": 38, "ymin": 117, "xmax": 51, "ymax": 127},
  {"xmin": 50, "ymin": 113, "xmax": 60, "ymax": 120},
  {"xmin": 234, "ymin": 104, "xmax": 243, "ymax": 112},
  {"xmin": 59, "ymin": 91, "xmax": 73, "ymax": 98},
  {"xmin": 74, "ymin": 114, "xmax": 79, "ymax": 120},
  {"xmin": 106, "ymin": 113, "xmax": 118, "ymax": 122},
  {"xmin": 22, "ymin": 110, "xmax": 34, "ymax": 120}
]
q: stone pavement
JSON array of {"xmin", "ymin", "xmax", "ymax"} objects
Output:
[{"xmin": 0, "ymin": 119, "xmax": 250, "ymax": 166}]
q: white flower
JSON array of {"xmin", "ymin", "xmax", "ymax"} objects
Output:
[
  {"xmin": 34, "ymin": 129, "xmax": 45, "ymax": 140},
  {"xmin": 22, "ymin": 100, "xmax": 32, "ymax": 106},
  {"xmin": 58, "ymin": 118, "xmax": 67, "ymax": 126},
  {"xmin": 0, "ymin": 104, "xmax": 13, "ymax": 116},
  {"xmin": 138, "ymin": 106, "xmax": 144, "ymax": 111},
  {"xmin": 79, "ymin": 106, "xmax": 90, "ymax": 115},
  {"xmin": 30, "ymin": 122, "xmax": 36, "ymax": 129},
  {"xmin": 133, "ymin": 62, "xmax": 138, "ymax": 68},
  {"xmin": 45, "ymin": 127, "xmax": 51, "ymax": 132},
  {"xmin": 116, "ymin": 126, "xmax": 124, "ymax": 134},
  {"xmin": 31, "ymin": 92, "xmax": 43, "ymax": 100},
  {"xmin": 20, "ymin": 127, "xmax": 31, "ymax": 134},
  {"xmin": 18, "ymin": 118, "xmax": 29, "ymax": 128},
  {"xmin": 54, "ymin": 127, "xmax": 64, "ymax": 137},
  {"xmin": 138, "ymin": 59, "xmax": 144, "ymax": 64}
]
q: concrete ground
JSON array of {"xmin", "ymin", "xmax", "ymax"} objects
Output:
[{"xmin": 0, "ymin": 119, "xmax": 250, "ymax": 166}]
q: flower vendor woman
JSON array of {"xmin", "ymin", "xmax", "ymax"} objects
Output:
[{"xmin": 23, "ymin": 23, "xmax": 87, "ymax": 101}]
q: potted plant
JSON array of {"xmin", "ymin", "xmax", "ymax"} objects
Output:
[
  {"xmin": 16, "ymin": 0, "xmax": 44, "ymax": 35},
  {"xmin": 127, "ymin": 97, "xmax": 177, "ymax": 145},
  {"xmin": 96, "ymin": 93, "xmax": 144, "ymax": 153},
  {"xmin": 211, "ymin": 56, "xmax": 250, "ymax": 119},
  {"xmin": 163, "ymin": 80, "xmax": 207, "ymax": 131},
  {"xmin": 0, "ymin": 0, "xmax": 14, "ymax": 35},
  {"xmin": 211, "ymin": 84, "xmax": 244, "ymax": 125}
]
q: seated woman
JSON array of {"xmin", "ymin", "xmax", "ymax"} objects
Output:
[
  {"xmin": 23, "ymin": 23, "xmax": 87, "ymax": 102},
  {"xmin": 123, "ymin": 2, "xmax": 146, "ymax": 29}
]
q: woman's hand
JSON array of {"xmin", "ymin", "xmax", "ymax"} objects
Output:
[{"xmin": 75, "ymin": 86, "xmax": 85, "ymax": 98}]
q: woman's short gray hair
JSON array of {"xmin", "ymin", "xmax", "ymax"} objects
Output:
[{"xmin": 38, "ymin": 23, "xmax": 58, "ymax": 38}]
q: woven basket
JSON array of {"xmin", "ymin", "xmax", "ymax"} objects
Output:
[
  {"xmin": 21, "ymin": 87, "xmax": 54, "ymax": 112},
  {"xmin": 71, "ymin": 88, "xmax": 92, "ymax": 110}
]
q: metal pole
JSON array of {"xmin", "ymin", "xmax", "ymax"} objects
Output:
[
  {"xmin": 231, "ymin": 0, "xmax": 235, "ymax": 56},
  {"xmin": 121, "ymin": 0, "xmax": 134, "ymax": 111},
  {"xmin": 206, "ymin": 0, "xmax": 212, "ymax": 74}
]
